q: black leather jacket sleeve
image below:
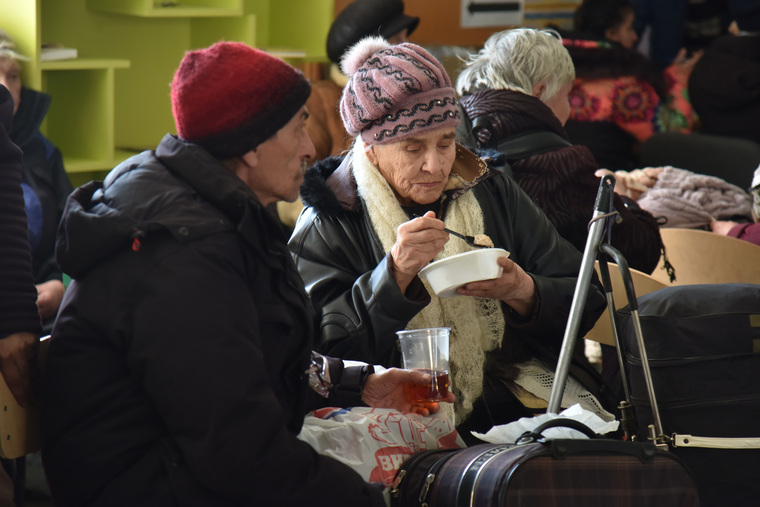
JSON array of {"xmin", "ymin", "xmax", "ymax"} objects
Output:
[{"xmin": 290, "ymin": 209, "xmax": 429, "ymax": 365}]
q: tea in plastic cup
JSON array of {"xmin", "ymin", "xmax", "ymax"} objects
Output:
[{"xmin": 396, "ymin": 327, "xmax": 450, "ymax": 404}]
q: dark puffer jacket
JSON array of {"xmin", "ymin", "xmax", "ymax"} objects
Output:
[
  {"xmin": 459, "ymin": 89, "xmax": 664, "ymax": 274},
  {"xmin": 41, "ymin": 134, "xmax": 384, "ymax": 507}
]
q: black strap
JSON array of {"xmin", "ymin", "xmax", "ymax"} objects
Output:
[
  {"xmin": 517, "ymin": 418, "xmax": 600, "ymax": 444},
  {"xmin": 466, "ymin": 113, "xmax": 571, "ymax": 161},
  {"xmin": 496, "ymin": 130, "xmax": 572, "ymax": 162}
]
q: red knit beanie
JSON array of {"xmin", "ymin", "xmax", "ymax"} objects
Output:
[{"xmin": 171, "ymin": 42, "xmax": 311, "ymax": 159}]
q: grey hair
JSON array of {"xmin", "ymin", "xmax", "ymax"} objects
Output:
[
  {"xmin": 455, "ymin": 28, "xmax": 575, "ymax": 102},
  {"xmin": 0, "ymin": 29, "xmax": 28, "ymax": 62}
]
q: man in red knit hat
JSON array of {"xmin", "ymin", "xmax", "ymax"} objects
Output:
[{"xmin": 39, "ymin": 41, "xmax": 451, "ymax": 507}]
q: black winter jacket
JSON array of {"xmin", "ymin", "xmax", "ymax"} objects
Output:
[
  {"xmin": 289, "ymin": 146, "xmax": 607, "ymax": 370},
  {"xmin": 41, "ymin": 134, "xmax": 384, "ymax": 507}
]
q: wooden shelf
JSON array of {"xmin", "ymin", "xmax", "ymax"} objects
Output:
[
  {"xmin": 41, "ymin": 58, "xmax": 130, "ymax": 71},
  {"xmin": 86, "ymin": 0, "xmax": 243, "ymax": 17}
]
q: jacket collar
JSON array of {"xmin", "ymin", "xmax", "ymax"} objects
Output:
[{"xmin": 11, "ymin": 87, "xmax": 51, "ymax": 147}]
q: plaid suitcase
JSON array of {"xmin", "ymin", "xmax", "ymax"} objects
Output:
[{"xmin": 389, "ymin": 419, "xmax": 698, "ymax": 507}]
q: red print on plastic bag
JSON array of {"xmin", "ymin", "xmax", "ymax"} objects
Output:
[{"xmin": 298, "ymin": 407, "xmax": 465, "ymax": 486}]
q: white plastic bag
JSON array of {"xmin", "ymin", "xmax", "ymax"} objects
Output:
[
  {"xmin": 297, "ymin": 407, "xmax": 465, "ymax": 486},
  {"xmin": 471, "ymin": 403, "xmax": 619, "ymax": 443}
]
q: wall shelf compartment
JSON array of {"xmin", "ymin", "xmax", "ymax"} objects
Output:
[{"xmin": 41, "ymin": 59, "xmax": 130, "ymax": 172}]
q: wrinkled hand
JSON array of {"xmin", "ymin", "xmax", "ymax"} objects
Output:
[
  {"xmin": 597, "ymin": 168, "xmax": 662, "ymax": 200},
  {"xmin": 710, "ymin": 219, "xmax": 739, "ymax": 236},
  {"xmin": 0, "ymin": 332, "xmax": 39, "ymax": 406},
  {"xmin": 37, "ymin": 279, "xmax": 65, "ymax": 320},
  {"xmin": 456, "ymin": 255, "xmax": 537, "ymax": 317},
  {"xmin": 362, "ymin": 368, "xmax": 455, "ymax": 416},
  {"xmin": 672, "ymin": 48, "xmax": 703, "ymax": 75},
  {"xmin": 596, "ymin": 169, "xmax": 632, "ymax": 197},
  {"xmin": 390, "ymin": 211, "xmax": 448, "ymax": 292}
]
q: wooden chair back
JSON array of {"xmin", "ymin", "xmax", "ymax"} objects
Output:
[
  {"xmin": 0, "ymin": 335, "xmax": 49, "ymax": 459},
  {"xmin": 584, "ymin": 262, "xmax": 669, "ymax": 346},
  {"xmin": 650, "ymin": 228, "xmax": 760, "ymax": 286}
]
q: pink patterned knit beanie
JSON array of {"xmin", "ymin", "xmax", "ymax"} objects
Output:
[{"xmin": 339, "ymin": 37, "xmax": 460, "ymax": 145}]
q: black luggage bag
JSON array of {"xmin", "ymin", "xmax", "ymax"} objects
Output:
[
  {"xmin": 617, "ymin": 282, "xmax": 760, "ymax": 507},
  {"xmin": 390, "ymin": 419, "xmax": 698, "ymax": 507}
]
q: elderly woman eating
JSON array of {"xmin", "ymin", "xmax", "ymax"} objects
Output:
[{"xmin": 289, "ymin": 37, "xmax": 613, "ymax": 442}]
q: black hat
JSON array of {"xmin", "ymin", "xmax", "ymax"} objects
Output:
[
  {"xmin": 730, "ymin": 0, "xmax": 760, "ymax": 32},
  {"xmin": 326, "ymin": 0, "xmax": 420, "ymax": 64}
]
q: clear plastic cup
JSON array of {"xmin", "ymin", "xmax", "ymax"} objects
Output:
[{"xmin": 396, "ymin": 327, "xmax": 450, "ymax": 404}]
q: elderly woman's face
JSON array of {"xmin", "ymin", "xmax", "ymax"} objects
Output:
[
  {"xmin": 0, "ymin": 57, "xmax": 22, "ymax": 115},
  {"xmin": 367, "ymin": 127, "xmax": 457, "ymax": 206}
]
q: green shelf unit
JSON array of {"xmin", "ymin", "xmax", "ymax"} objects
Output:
[
  {"xmin": 3, "ymin": 0, "xmax": 334, "ymax": 179},
  {"xmin": 86, "ymin": 0, "xmax": 243, "ymax": 17},
  {"xmin": 41, "ymin": 58, "xmax": 130, "ymax": 173}
]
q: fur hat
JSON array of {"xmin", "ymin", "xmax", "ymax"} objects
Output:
[
  {"xmin": 339, "ymin": 37, "xmax": 460, "ymax": 145},
  {"xmin": 326, "ymin": 0, "xmax": 419, "ymax": 64},
  {"xmin": 171, "ymin": 42, "xmax": 311, "ymax": 159}
]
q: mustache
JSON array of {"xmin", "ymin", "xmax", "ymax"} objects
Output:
[{"xmin": 300, "ymin": 159, "xmax": 310, "ymax": 174}]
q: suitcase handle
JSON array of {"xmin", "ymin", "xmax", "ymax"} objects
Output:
[
  {"xmin": 517, "ymin": 418, "xmax": 600, "ymax": 443},
  {"xmin": 518, "ymin": 418, "xmax": 659, "ymax": 462}
]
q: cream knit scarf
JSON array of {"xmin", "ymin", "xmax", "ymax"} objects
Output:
[{"xmin": 351, "ymin": 142, "xmax": 505, "ymax": 423}]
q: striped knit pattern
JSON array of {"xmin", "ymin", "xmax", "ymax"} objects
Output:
[
  {"xmin": 340, "ymin": 41, "xmax": 460, "ymax": 145},
  {"xmin": 0, "ymin": 87, "xmax": 42, "ymax": 338}
]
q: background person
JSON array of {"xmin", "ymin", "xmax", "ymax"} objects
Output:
[
  {"xmin": 40, "ymin": 41, "xmax": 449, "ymax": 507},
  {"xmin": 307, "ymin": 0, "xmax": 419, "ymax": 162},
  {"xmin": 277, "ymin": 0, "xmax": 420, "ymax": 232},
  {"xmin": 290, "ymin": 37, "xmax": 613, "ymax": 445},
  {"xmin": 710, "ymin": 166, "xmax": 760, "ymax": 245},
  {"xmin": 0, "ymin": 83, "xmax": 42, "ymax": 507},
  {"xmin": 689, "ymin": 1, "xmax": 760, "ymax": 145},
  {"xmin": 561, "ymin": 0, "xmax": 699, "ymax": 172},
  {"xmin": 0, "ymin": 30, "xmax": 72, "ymax": 334},
  {"xmin": 455, "ymin": 28, "xmax": 664, "ymax": 276}
]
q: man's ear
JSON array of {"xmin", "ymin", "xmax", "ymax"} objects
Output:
[
  {"xmin": 240, "ymin": 149, "xmax": 259, "ymax": 168},
  {"xmin": 531, "ymin": 82, "xmax": 546, "ymax": 99}
]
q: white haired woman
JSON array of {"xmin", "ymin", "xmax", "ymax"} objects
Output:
[
  {"xmin": 456, "ymin": 28, "xmax": 663, "ymax": 277},
  {"xmin": 290, "ymin": 36, "xmax": 615, "ymax": 443}
]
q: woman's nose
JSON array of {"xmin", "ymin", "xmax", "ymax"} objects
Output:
[{"xmin": 422, "ymin": 150, "xmax": 445, "ymax": 174}]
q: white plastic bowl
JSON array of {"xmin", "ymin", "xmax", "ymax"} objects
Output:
[{"xmin": 419, "ymin": 248, "xmax": 510, "ymax": 298}]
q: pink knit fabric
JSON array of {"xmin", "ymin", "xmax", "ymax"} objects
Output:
[{"xmin": 339, "ymin": 38, "xmax": 460, "ymax": 145}]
